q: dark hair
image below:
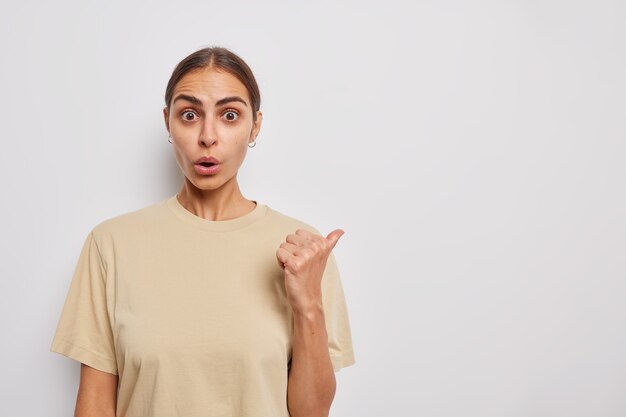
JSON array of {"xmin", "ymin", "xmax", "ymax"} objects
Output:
[{"xmin": 164, "ymin": 46, "xmax": 261, "ymax": 122}]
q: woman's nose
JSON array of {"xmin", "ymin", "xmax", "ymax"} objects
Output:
[{"xmin": 199, "ymin": 119, "xmax": 218, "ymax": 146}]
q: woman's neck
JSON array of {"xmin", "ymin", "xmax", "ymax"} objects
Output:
[{"xmin": 177, "ymin": 179, "xmax": 256, "ymax": 221}]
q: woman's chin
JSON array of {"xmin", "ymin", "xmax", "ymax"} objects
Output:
[{"xmin": 185, "ymin": 174, "xmax": 236, "ymax": 192}]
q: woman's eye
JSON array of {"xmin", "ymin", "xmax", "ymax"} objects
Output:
[
  {"xmin": 181, "ymin": 111, "xmax": 197, "ymax": 121},
  {"xmin": 224, "ymin": 111, "xmax": 239, "ymax": 121}
]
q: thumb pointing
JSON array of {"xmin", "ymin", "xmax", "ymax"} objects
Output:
[{"xmin": 326, "ymin": 229, "xmax": 345, "ymax": 250}]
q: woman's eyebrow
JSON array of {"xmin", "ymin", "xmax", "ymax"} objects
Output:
[
  {"xmin": 173, "ymin": 94, "xmax": 203, "ymax": 106},
  {"xmin": 173, "ymin": 94, "xmax": 248, "ymax": 107},
  {"xmin": 216, "ymin": 96, "xmax": 248, "ymax": 107}
]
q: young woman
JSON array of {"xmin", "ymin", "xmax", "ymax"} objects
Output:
[{"xmin": 51, "ymin": 46, "xmax": 355, "ymax": 417}]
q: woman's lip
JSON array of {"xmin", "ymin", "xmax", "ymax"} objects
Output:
[
  {"xmin": 194, "ymin": 163, "xmax": 220, "ymax": 175},
  {"xmin": 196, "ymin": 156, "xmax": 220, "ymax": 164}
]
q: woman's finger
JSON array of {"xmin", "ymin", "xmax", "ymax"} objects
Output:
[
  {"xmin": 285, "ymin": 233, "xmax": 310, "ymax": 247},
  {"xmin": 325, "ymin": 229, "xmax": 345, "ymax": 251},
  {"xmin": 279, "ymin": 241, "xmax": 302, "ymax": 256},
  {"xmin": 276, "ymin": 247, "xmax": 295, "ymax": 269},
  {"xmin": 295, "ymin": 228, "xmax": 319, "ymax": 242}
]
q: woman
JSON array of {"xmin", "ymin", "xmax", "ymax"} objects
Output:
[{"xmin": 50, "ymin": 46, "xmax": 355, "ymax": 417}]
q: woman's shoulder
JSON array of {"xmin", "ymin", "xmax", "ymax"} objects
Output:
[
  {"xmin": 264, "ymin": 204, "xmax": 323, "ymax": 236},
  {"xmin": 90, "ymin": 197, "xmax": 169, "ymax": 237}
]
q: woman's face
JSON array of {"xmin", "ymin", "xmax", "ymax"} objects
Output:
[{"xmin": 163, "ymin": 67, "xmax": 262, "ymax": 193}]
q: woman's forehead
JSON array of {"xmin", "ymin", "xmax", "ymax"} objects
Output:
[{"xmin": 175, "ymin": 68, "xmax": 246, "ymax": 95}]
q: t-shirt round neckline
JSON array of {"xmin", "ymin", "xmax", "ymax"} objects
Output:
[{"xmin": 166, "ymin": 194, "xmax": 268, "ymax": 232}]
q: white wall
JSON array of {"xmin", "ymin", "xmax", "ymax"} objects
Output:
[{"xmin": 1, "ymin": 1, "xmax": 625, "ymax": 416}]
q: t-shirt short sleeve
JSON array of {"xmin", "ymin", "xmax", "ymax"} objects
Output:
[
  {"xmin": 50, "ymin": 230, "xmax": 118, "ymax": 375},
  {"xmin": 321, "ymin": 250, "xmax": 356, "ymax": 372}
]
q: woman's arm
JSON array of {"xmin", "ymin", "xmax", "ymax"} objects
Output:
[
  {"xmin": 287, "ymin": 306, "xmax": 336, "ymax": 417},
  {"xmin": 75, "ymin": 363, "xmax": 118, "ymax": 417},
  {"xmin": 276, "ymin": 228, "xmax": 346, "ymax": 417}
]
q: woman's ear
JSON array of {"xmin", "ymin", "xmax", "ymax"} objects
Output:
[
  {"xmin": 250, "ymin": 111, "xmax": 263, "ymax": 141},
  {"xmin": 163, "ymin": 106, "xmax": 170, "ymax": 134}
]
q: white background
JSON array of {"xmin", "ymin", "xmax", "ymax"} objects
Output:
[{"xmin": 1, "ymin": 1, "xmax": 625, "ymax": 416}]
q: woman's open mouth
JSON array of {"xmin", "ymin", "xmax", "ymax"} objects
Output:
[
  {"xmin": 194, "ymin": 156, "xmax": 221, "ymax": 175},
  {"xmin": 194, "ymin": 162, "xmax": 220, "ymax": 175}
]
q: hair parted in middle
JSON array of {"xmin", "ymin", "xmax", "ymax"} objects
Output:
[{"xmin": 164, "ymin": 46, "xmax": 261, "ymax": 122}]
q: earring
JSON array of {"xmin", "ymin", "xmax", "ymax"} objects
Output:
[
  {"xmin": 248, "ymin": 140, "xmax": 256, "ymax": 148},
  {"xmin": 168, "ymin": 136, "xmax": 173, "ymax": 144}
]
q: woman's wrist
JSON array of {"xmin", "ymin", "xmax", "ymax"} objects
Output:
[{"xmin": 291, "ymin": 301, "xmax": 325, "ymax": 320}]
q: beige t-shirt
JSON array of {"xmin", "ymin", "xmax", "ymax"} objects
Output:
[{"xmin": 50, "ymin": 195, "xmax": 355, "ymax": 417}]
